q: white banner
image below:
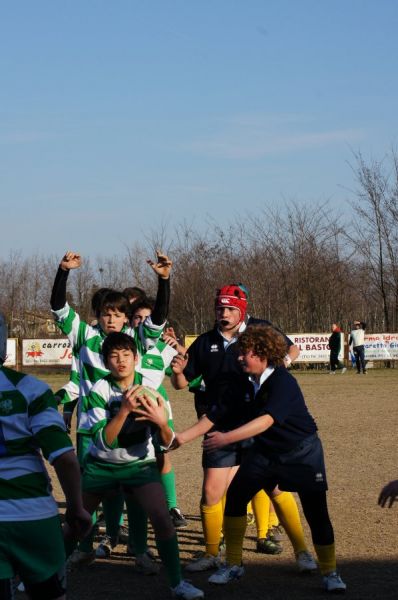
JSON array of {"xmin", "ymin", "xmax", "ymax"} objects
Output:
[
  {"xmin": 288, "ymin": 333, "xmax": 343, "ymax": 363},
  {"xmin": 363, "ymin": 333, "xmax": 398, "ymax": 360},
  {"xmin": 22, "ymin": 339, "xmax": 72, "ymax": 366},
  {"xmin": 4, "ymin": 339, "xmax": 17, "ymax": 367},
  {"xmin": 13, "ymin": 333, "xmax": 398, "ymax": 367}
]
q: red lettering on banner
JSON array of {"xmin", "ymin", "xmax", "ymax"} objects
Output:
[{"xmin": 59, "ymin": 348, "xmax": 71, "ymax": 360}]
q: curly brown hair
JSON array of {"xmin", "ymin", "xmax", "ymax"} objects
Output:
[{"xmin": 238, "ymin": 325, "xmax": 288, "ymax": 366}]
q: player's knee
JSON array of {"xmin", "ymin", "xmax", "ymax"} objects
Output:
[
  {"xmin": 202, "ymin": 481, "xmax": 225, "ymax": 505},
  {"xmin": 151, "ymin": 509, "xmax": 175, "ymax": 538}
]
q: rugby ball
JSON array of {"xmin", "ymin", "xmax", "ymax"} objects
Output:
[{"xmin": 135, "ymin": 386, "xmax": 159, "ymax": 407}]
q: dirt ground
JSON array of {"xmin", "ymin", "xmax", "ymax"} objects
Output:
[{"xmin": 22, "ymin": 369, "xmax": 398, "ymax": 599}]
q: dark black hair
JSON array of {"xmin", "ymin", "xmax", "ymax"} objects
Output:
[
  {"xmin": 102, "ymin": 332, "xmax": 137, "ymax": 365},
  {"xmin": 91, "ymin": 287, "xmax": 114, "ymax": 313},
  {"xmin": 97, "ymin": 291, "xmax": 130, "ymax": 319},
  {"xmin": 130, "ymin": 297, "xmax": 155, "ymax": 315}
]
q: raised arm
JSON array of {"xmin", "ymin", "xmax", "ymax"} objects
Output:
[
  {"xmin": 147, "ymin": 251, "xmax": 172, "ymax": 325},
  {"xmin": 50, "ymin": 251, "xmax": 82, "ymax": 310}
]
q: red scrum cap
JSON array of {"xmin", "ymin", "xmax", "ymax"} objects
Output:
[{"xmin": 215, "ymin": 284, "xmax": 248, "ymax": 321}]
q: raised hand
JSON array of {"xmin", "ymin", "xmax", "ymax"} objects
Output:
[
  {"xmin": 60, "ymin": 251, "xmax": 82, "ymax": 271},
  {"xmin": 147, "ymin": 251, "xmax": 172, "ymax": 279}
]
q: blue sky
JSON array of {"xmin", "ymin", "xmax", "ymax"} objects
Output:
[{"xmin": 1, "ymin": 1, "xmax": 397, "ymax": 257}]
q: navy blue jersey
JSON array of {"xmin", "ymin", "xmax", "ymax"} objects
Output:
[
  {"xmin": 183, "ymin": 318, "xmax": 293, "ymax": 431},
  {"xmin": 250, "ymin": 366, "xmax": 317, "ymax": 454}
]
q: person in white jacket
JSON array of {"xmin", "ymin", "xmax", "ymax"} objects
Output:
[{"xmin": 348, "ymin": 321, "xmax": 367, "ymax": 374}]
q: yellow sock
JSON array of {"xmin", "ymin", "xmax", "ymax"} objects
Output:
[
  {"xmin": 201, "ymin": 501, "xmax": 223, "ymax": 556},
  {"xmin": 247, "ymin": 500, "xmax": 253, "ymax": 514},
  {"xmin": 220, "ymin": 494, "xmax": 227, "ymax": 536},
  {"xmin": 272, "ymin": 492, "xmax": 307, "ymax": 554},
  {"xmin": 268, "ymin": 502, "xmax": 279, "ymax": 529},
  {"xmin": 314, "ymin": 543, "xmax": 336, "ymax": 575},
  {"xmin": 224, "ymin": 515, "xmax": 247, "ymax": 566},
  {"xmin": 251, "ymin": 490, "xmax": 270, "ymax": 539}
]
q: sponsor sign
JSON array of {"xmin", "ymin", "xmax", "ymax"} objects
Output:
[
  {"xmin": 363, "ymin": 333, "xmax": 398, "ymax": 360},
  {"xmin": 288, "ymin": 333, "xmax": 343, "ymax": 363},
  {"xmin": 4, "ymin": 339, "xmax": 17, "ymax": 367},
  {"xmin": 22, "ymin": 339, "xmax": 73, "ymax": 366}
]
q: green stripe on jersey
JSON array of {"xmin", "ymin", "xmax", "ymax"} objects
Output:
[
  {"xmin": 28, "ymin": 388, "xmax": 58, "ymax": 416},
  {"xmin": 35, "ymin": 426, "xmax": 73, "ymax": 460},
  {"xmin": 0, "ymin": 391, "xmax": 27, "ymax": 416},
  {"xmin": 0, "ymin": 365, "xmax": 73, "ymax": 520},
  {"xmin": 0, "ymin": 472, "xmax": 51, "ymax": 500}
]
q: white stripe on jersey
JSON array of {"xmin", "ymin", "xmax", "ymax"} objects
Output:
[
  {"xmin": 29, "ymin": 407, "xmax": 66, "ymax": 436},
  {"xmin": 93, "ymin": 430, "xmax": 156, "ymax": 463},
  {"xmin": 0, "ymin": 454, "xmax": 46, "ymax": 480},
  {"xmin": 0, "ymin": 496, "xmax": 59, "ymax": 521},
  {"xmin": 79, "ymin": 406, "xmax": 108, "ymax": 432},
  {"xmin": 17, "ymin": 374, "xmax": 50, "ymax": 403}
]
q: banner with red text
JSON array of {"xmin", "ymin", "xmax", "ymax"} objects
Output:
[
  {"xmin": 22, "ymin": 339, "xmax": 73, "ymax": 366},
  {"xmin": 288, "ymin": 333, "xmax": 343, "ymax": 362}
]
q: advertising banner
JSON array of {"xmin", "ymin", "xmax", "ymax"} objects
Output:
[
  {"xmin": 4, "ymin": 339, "xmax": 17, "ymax": 367},
  {"xmin": 363, "ymin": 333, "xmax": 398, "ymax": 360},
  {"xmin": 22, "ymin": 339, "xmax": 72, "ymax": 366},
  {"xmin": 288, "ymin": 333, "xmax": 343, "ymax": 363}
]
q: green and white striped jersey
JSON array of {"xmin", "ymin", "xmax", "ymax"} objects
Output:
[
  {"xmin": 56, "ymin": 347, "xmax": 79, "ymax": 407},
  {"xmin": 78, "ymin": 337, "xmax": 178, "ymax": 439},
  {"xmin": 0, "ymin": 366, "xmax": 73, "ymax": 521},
  {"xmin": 136, "ymin": 338, "xmax": 177, "ymax": 405},
  {"xmin": 52, "ymin": 303, "xmax": 165, "ymax": 403},
  {"xmin": 78, "ymin": 375, "xmax": 173, "ymax": 465}
]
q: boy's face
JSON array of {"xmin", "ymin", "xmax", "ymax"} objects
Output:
[
  {"xmin": 238, "ymin": 349, "xmax": 268, "ymax": 376},
  {"xmin": 216, "ymin": 306, "xmax": 241, "ymax": 332},
  {"xmin": 106, "ymin": 348, "xmax": 137, "ymax": 380},
  {"xmin": 131, "ymin": 307, "xmax": 152, "ymax": 328},
  {"xmin": 99, "ymin": 309, "xmax": 129, "ymax": 334}
]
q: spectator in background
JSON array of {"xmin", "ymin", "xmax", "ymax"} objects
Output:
[
  {"xmin": 349, "ymin": 321, "xmax": 367, "ymax": 374},
  {"xmin": 328, "ymin": 324, "xmax": 346, "ymax": 374}
]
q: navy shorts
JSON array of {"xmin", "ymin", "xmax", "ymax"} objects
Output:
[
  {"xmin": 236, "ymin": 434, "xmax": 328, "ymax": 494},
  {"xmin": 202, "ymin": 438, "xmax": 242, "ymax": 469}
]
